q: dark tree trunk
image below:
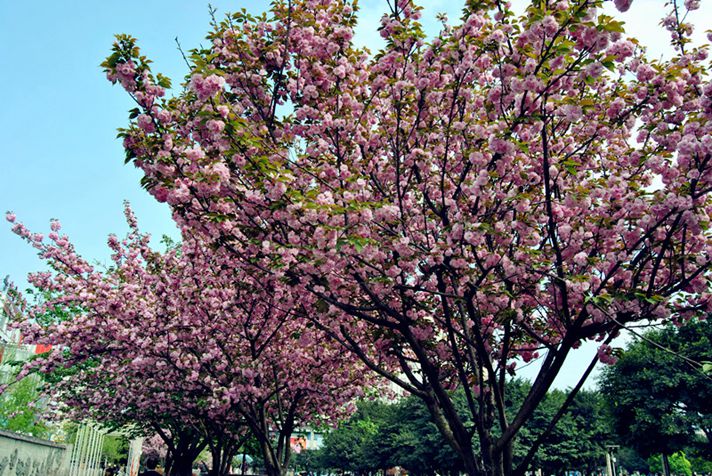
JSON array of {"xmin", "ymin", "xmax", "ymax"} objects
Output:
[
  {"xmin": 460, "ymin": 448, "xmax": 482, "ymax": 476},
  {"xmin": 164, "ymin": 453, "xmax": 174, "ymax": 476},
  {"xmin": 662, "ymin": 454, "xmax": 671, "ymax": 476},
  {"xmin": 208, "ymin": 438, "xmax": 240, "ymax": 476},
  {"xmin": 240, "ymin": 393, "xmax": 299, "ymax": 476},
  {"xmin": 208, "ymin": 445, "xmax": 223, "ymax": 476},
  {"xmin": 168, "ymin": 454, "xmax": 197, "ymax": 476},
  {"xmin": 156, "ymin": 426, "xmax": 207, "ymax": 476},
  {"xmin": 260, "ymin": 439, "xmax": 286, "ymax": 476},
  {"xmin": 240, "ymin": 446, "xmax": 248, "ymax": 476},
  {"xmin": 420, "ymin": 391, "xmax": 482, "ymax": 476},
  {"xmin": 262, "ymin": 458, "xmax": 284, "ymax": 476}
]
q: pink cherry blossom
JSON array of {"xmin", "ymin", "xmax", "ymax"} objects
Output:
[
  {"xmin": 614, "ymin": 0, "xmax": 632, "ymax": 12},
  {"xmin": 7, "ymin": 208, "xmax": 374, "ymax": 476},
  {"xmin": 100, "ymin": 1, "xmax": 712, "ymax": 475}
]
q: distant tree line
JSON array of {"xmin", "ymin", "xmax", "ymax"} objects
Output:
[
  {"xmin": 291, "ymin": 319, "xmax": 712, "ymax": 476},
  {"xmin": 291, "ymin": 383, "xmax": 609, "ymax": 476},
  {"xmin": 600, "ymin": 318, "xmax": 712, "ymax": 476}
]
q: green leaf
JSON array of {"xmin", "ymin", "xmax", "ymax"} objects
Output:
[{"xmin": 702, "ymin": 361, "xmax": 712, "ymax": 375}]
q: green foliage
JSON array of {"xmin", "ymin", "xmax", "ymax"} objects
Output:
[
  {"xmin": 599, "ymin": 320, "xmax": 712, "ymax": 458},
  {"xmin": 688, "ymin": 455, "xmax": 712, "ymax": 474},
  {"xmin": 22, "ymin": 288, "xmax": 81, "ymax": 327},
  {"xmin": 61, "ymin": 421, "xmax": 79, "ymax": 444},
  {"xmin": 507, "ymin": 380, "xmax": 614, "ymax": 474},
  {"xmin": 314, "ymin": 397, "xmax": 462, "ymax": 475},
  {"xmin": 317, "ymin": 400, "xmax": 389, "ymax": 473},
  {"xmin": 103, "ymin": 434, "xmax": 130, "ymax": 466},
  {"xmin": 648, "ymin": 452, "xmax": 693, "ymax": 476},
  {"xmin": 236, "ymin": 434, "xmax": 265, "ymax": 471},
  {"xmin": 702, "ymin": 361, "xmax": 712, "ymax": 375},
  {"xmin": 313, "ymin": 384, "xmax": 619, "ymax": 475},
  {"xmin": 378, "ymin": 396, "xmax": 464, "ymax": 475},
  {"xmin": 618, "ymin": 446, "xmax": 651, "ymax": 473},
  {"xmin": 290, "ymin": 449, "xmax": 321, "ymax": 474},
  {"xmin": 0, "ymin": 372, "xmax": 50, "ymax": 438}
]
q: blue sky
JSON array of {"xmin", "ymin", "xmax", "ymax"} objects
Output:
[{"xmin": 1, "ymin": 0, "xmax": 710, "ymax": 389}]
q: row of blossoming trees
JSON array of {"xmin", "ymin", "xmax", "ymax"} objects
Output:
[
  {"xmin": 8, "ymin": 206, "xmax": 369, "ymax": 476},
  {"xmin": 5, "ymin": 0, "xmax": 712, "ymax": 475}
]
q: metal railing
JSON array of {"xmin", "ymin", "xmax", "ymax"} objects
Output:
[{"xmin": 68, "ymin": 423, "xmax": 107, "ymax": 476}]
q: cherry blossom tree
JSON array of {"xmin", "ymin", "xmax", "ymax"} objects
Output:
[
  {"xmin": 5, "ymin": 206, "xmax": 369, "ymax": 476},
  {"xmin": 102, "ymin": 0, "xmax": 712, "ymax": 475},
  {"xmin": 5, "ymin": 212, "xmax": 236, "ymax": 475}
]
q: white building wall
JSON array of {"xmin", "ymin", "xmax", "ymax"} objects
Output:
[{"xmin": 0, "ymin": 428, "xmax": 71, "ymax": 476}]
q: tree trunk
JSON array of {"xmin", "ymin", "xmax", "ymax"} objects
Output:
[
  {"xmin": 262, "ymin": 457, "xmax": 285, "ymax": 476},
  {"xmin": 164, "ymin": 453, "xmax": 174, "ymax": 476},
  {"xmin": 168, "ymin": 455, "xmax": 196, "ymax": 476},
  {"xmin": 421, "ymin": 394, "xmax": 483, "ymax": 476},
  {"xmin": 219, "ymin": 448, "xmax": 235, "ymax": 476},
  {"xmin": 502, "ymin": 439, "xmax": 514, "ymax": 476},
  {"xmin": 209, "ymin": 440, "xmax": 239, "ymax": 476},
  {"xmin": 209, "ymin": 445, "xmax": 223, "ymax": 476},
  {"xmin": 166, "ymin": 437, "xmax": 206, "ymax": 476},
  {"xmin": 155, "ymin": 425, "xmax": 206, "ymax": 476},
  {"xmin": 484, "ymin": 432, "xmax": 514, "ymax": 476},
  {"xmin": 240, "ymin": 446, "xmax": 248, "ymax": 476},
  {"xmin": 451, "ymin": 436, "xmax": 487, "ymax": 476},
  {"xmin": 260, "ymin": 439, "xmax": 285, "ymax": 476},
  {"xmin": 662, "ymin": 454, "xmax": 671, "ymax": 476}
]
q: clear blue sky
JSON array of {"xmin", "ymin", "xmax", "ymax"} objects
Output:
[
  {"xmin": 1, "ymin": 0, "xmax": 709, "ymax": 389},
  {"xmin": 0, "ymin": 0, "xmax": 256, "ymax": 290}
]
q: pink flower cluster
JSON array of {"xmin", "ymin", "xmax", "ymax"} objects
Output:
[{"xmin": 48, "ymin": 0, "xmax": 712, "ymax": 472}]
